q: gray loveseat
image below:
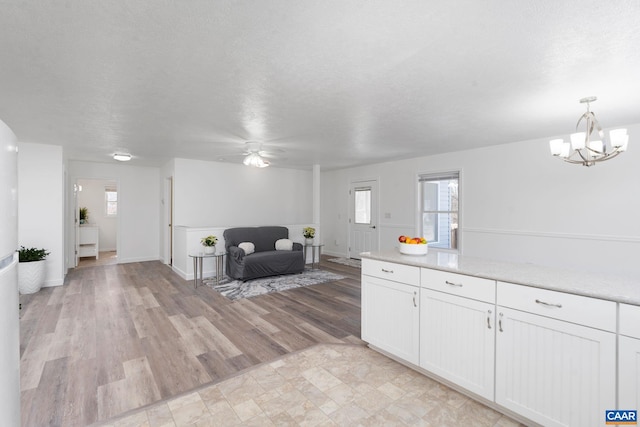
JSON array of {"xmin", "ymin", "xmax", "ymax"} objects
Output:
[{"xmin": 223, "ymin": 226, "xmax": 305, "ymax": 281}]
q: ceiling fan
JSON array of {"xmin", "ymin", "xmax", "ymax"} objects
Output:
[{"xmin": 219, "ymin": 141, "xmax": 285, "ymax": 168}]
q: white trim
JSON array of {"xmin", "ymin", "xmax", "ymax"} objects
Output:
[{"xmin": 463, "ymin": 227, "xmax": 640, "ymax": 243}]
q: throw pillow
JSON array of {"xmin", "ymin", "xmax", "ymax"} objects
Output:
[
  {"xmin": 275, "ymin": 238, "xmax": 293, "ymax": 251},
  {"xmin": 238, "ymin": 242, "xmax": 255, "ymax": 255}
]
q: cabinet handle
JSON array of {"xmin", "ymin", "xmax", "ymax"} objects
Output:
[
  {"xmin": 381, "ymin": 268, "xmax": 394, "ymax": 274},
  {"xmin": 445, "ymin": 280, "xmax": 463, "ymax": 287},
  {"xmin": 413, "ymin": 291, "xmax": 417, "ymax": 307},
  {"xmin": 487, "ymin": 310, "xmax": 492, "ymax": 329},
  {"xmin": 535, "ymin": 299, "xmax": 562, "ymax": 309},
  {"xmin": 498, "ymin": 312, "xmax": 504, "ymax": 332}
]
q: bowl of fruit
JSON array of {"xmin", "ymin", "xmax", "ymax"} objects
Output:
[{"xmin": 398, "ymin": 235, "xmax": 428, "ymax": 255}]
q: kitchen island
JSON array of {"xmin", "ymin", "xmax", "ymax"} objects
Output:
[{"xmin": 361, "ymin": 249, "xmax": 639, "ymax": 427}]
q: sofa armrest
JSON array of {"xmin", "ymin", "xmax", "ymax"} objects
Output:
[
  {"xmin": 292, "ymin": 242, "xmax": 303, "ymax": 251},
  {"xmin": 228, "ymin": 245, "xmax": 246, "ymax": 262}
]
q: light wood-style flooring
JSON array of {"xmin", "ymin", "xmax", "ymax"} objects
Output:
[{"xmin": 19, "ymin": 257, "xmax": 362, "ymax": 426}]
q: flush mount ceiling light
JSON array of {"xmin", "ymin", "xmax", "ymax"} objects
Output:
[
  {"xmin": 113, "ymin": 153, "xmax": 132, "ymax": 162},
  {"xmin": 549, "ymin": 97, "xmax": 629, "ymax": 167},
  {"xmin": 243, "ymin": 152, "xmax": 270, "ymax": 168}
]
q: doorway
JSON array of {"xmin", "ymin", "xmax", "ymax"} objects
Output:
[
  {"xmin": 348, "ymin": 179, "xmax": 379, "ymax": 259},
  {"xmin": 75, "ymin": 178, "xmax": 118, "ymax": 267},
  {"xmin": 163, "ymin": 176, "xmax": 173, "ymax": 266}
]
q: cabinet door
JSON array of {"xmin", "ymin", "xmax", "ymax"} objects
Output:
[
  {"xmin": 361, "ymin": 275, "xmax": 420, "ymax": 365},
  {"xmin": 495, "ymin": 307, "xmax": 616, "ymax": 427},
  {"xmin": 619, "ymin": 336, "xmax": 640, "ymax": 411},
  {"xmin": 420, "ymin": 289, "xmax": 495, "ymax": 400}
]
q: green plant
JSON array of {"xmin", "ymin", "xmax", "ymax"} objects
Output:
[
  {"xmin": 18, "ymin": 246, "xmax": 50, "ymax": 263},
  {"xmin": 201, "ymin": 235, "xmax": 218, "ymax": 247},
  {"xmin": 79, "ymin": 207, "xmax": 89, "ymax": 222},
  {"xmin": 303, "ymin": 227, "xmax": 316, "ymax": 238}
]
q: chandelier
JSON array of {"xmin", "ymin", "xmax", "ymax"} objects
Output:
[
  {"xmin": 549, "ymin": 97, "xmax": 629, "ymax": 166},
  {"xmin": 243, "ymin": 152, "xmax": 270, "ymax": 168}
]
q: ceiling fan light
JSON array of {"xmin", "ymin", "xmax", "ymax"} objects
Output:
[{"xmin": 243, "ymin": 152, "xmax": 270, "ymax": 168}]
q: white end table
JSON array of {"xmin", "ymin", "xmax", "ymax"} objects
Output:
[{"xmin": 188, "ymin": 252, "xmax": 226, "ymax": 288}]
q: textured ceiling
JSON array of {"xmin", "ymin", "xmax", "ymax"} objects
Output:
[{"xmin": 1, "ymin": 1, "xmax": 639, "ymax": 169}]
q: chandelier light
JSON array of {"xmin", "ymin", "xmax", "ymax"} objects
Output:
[
  {"xmin": 549, "ymin": 96, "xmax": 629, "ymax": 167},
  {"xmin": 243, "ymin": 152, "xmax": 270, "ymax": 168}
]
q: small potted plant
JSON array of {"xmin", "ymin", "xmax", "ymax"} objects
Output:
[
  {"xmin": 18, "ymin": 246, "xmax": 50, "ymax": 294},
  {"xmin": 201, "ymin": 235, "xmax": 218, "ymax": 254},
  {"xmin": 303, "ymin": 227, "xmax": 316, "ymax": 245},
  {"xmin": 79, "ymin": 207, "xmax": 89, "ymax": 224}
]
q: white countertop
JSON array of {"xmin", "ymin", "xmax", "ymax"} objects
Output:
[{"xmin": 361, "ymin": 250, "xmax": 640, "ymax": 306}]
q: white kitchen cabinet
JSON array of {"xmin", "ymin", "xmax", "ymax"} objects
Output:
[
  {"xmin": 420, "ymin": 269, "xmax": 496, "ymax": 400},
  {"xmin": 79, "ymin": 226, "xmax": 99, "ymax": 259},
  {"xmin": 619, "ymin": 303, "xmax": 640, "ymax": 411},
  {"xmin": 362, "ymin": 259, "xmax": 420, "ymax": 365},
  {"xmin": 496, "ymin": 282, "xmax": 616, "ymax": 427}
]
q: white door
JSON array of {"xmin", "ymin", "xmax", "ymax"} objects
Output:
[
  {"xmin": 619, "ymin": 336, "xmax": 640, "ymax": 411},
  {"xmin": 349, "ymin": 180, "xmax": 378, "ymax": 259},
  {"xmin": 74, "ymin": 182, "xmax": 80, "ymax": 267},
  {"xmin": 495, "ymin": 307, "xmax": 616, "ymax": 427},
  {"xmin": 420, "ymin": 289, "xmax": 495, "ymax": 400},
  {"xmin": 361, "ymin": 275, "xmax": 420, "ymax": 365}
]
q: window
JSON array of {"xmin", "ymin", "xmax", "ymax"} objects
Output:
[
  {"xmin": 354, "ymin": 187, "xmax": 371, "ymax": 224},
  {"xmin": 419, "ymin": 171, "xmax": 459, "ymax": 250},
  {"xmin": 105, "ymin": 187, "xmax": 117, "ymax": 217}
]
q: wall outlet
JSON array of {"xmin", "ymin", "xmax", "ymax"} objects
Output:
[
  {"xmin": 384, "ymin": 212, "xmax": 391, "ymax": 219},
  {"xmin": 335, "ymin": 239, "xmax": 340, "ymax": 246}
]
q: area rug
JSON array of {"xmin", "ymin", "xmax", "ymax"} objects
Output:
[
  {"xmin": 327, "ymin": 257, "xmax": 362, "ymax": 268},
  {"xmin": 205, "ymin": 268, "xmax": 345, "ymax": 301}
]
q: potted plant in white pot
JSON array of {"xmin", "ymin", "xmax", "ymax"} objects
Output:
[
  {"xmin": 303, "ymin": 227, "xmax": 316, "ymax": 245},
  {"xmin": 18, "ymin": 246, "xmax": 49, "ymax": 294},
  {"xmin": 200, "ymin": 235, "xmax": 218, "ymax": 254},
  {"xmin": 79, "ymin": 207, "xmax": 89, "ymax": 224}
]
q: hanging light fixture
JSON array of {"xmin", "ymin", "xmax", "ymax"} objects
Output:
[
  {"xmin": 549, "ymin": 97, "xmax": 629, "ymax": 166},
  {"xmin": 243, "ymin": 152, "xmax": 270, "ymax": 168}
]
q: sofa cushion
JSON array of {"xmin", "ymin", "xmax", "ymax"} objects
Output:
[
  {"xmin": 238, "ymin": 242, "xmax": 255, "ymax": 255},
  {"xmin": 275, "ymin": 238, "xmax": 293, "ymax": 251}
]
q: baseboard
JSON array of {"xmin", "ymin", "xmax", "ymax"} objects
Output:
[{"xmin": 116, "ymin": 256, "xmax": 160, "ymax": 264}]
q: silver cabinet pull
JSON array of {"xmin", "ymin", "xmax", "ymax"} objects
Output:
[
  {"xmin": 498, "ymin": 312, "xmax": 504, "ymax": 332},
  {"xmin": 381, "ymin": 268, "xmax": 394, "ymax": 273},
  {"xmin": 413, "ymin": 291, "xmax": 417, "ymax": 307},
  {"xmin": 445, "ymin": 280, "xmax": 463, "ymax": 287},
  {"xmin": 487, "ymin": 310, "xmax": 492, "ymax": 329},
  {"xmin": 535, "ymin": 299, "xmax": 562, "ymax": 309}
]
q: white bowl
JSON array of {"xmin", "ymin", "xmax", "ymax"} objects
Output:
[{"xmin": 398, "ymin": 242, "xmax": 428, "ymax": 255}]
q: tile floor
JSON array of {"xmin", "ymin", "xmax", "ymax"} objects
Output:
[{"xmin": 98, "ymin": 344, "xmax": 524, "ymax": 426}]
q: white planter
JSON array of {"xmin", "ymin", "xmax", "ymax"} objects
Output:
[
  {"xmin": 203, "ymin": 246, "xmax": 215, "ymax": 254},
  {"xmin": 305, "ymin": 238, "xmax": 314, "ymax": 245},
  {"xmin": 18, "ymin": 260, "xmax": 46, "ymax": 294}
]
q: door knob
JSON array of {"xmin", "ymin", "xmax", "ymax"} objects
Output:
[{"xmin": 370, "ymin": 225, "xmax": 376, "ymax": 229}]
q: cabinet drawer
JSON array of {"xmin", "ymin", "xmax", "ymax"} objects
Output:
[
  {"xmin": 497, "ymin": 282, "xmax": 616, "ymax": 332},
  {"xmin": 362, "ymin": 259, "xmax": 420, "ymax": 286},
  {"xmin": 620, "ymin": 303, "xmax": 640, "ymax": 339},
  {"xmin": 421, "ymin": 268, "xmax": 495, "ymax": 303}
]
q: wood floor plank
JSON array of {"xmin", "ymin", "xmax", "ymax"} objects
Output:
[{"xmin": 19, "ymin": 257, "xmax": 363, "ymax": 426}]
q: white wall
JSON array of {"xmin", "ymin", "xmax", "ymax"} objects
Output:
[
  {"xmin": 321, "ymin": 123, "xmax": 640, "ymax": 276},
  {"xmin": 173, "ymin": 158, "xmax": 313, "ymax": 227},
  {"xmin": 18, "ymin": 143, "xmax": 65, "ymax": 286},
  {"xmin": 68, "ymin": 161, "xmax": 161, "ymax": 265},
  {"xmin": 77, "ymin": 179, "xmax": 117, "ymax": 251}
]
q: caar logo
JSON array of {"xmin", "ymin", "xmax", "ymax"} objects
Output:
[{"xmin": 606, "ymin": 410, "xmax": 637, "ymax": 425}]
